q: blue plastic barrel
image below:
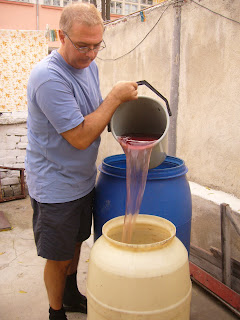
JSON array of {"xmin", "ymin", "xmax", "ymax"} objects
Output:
[{"xmin": 93, "ymin": 154, "xmax": 192, "ymax": 253}]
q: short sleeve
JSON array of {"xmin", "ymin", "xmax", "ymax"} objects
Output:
[{"xmin": 35, "ymin": 79, "xmax": 84, "ymax": 134}]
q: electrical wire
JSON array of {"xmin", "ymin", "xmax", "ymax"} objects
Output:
[
  {"xmin": 97, "ymin": 2, "xmax": 172, "ymax": 61},
  {"xmin": 191, "ymin": 0, "xmax": 240, "ymax": 25},
  {"xmin": 97, "ymin": 0, "xmax": 240, "ymax": 62}
]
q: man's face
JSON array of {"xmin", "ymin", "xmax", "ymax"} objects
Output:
[{"xmin": 59, "ymin": 22, "xmax": 104, "ymax": 69}]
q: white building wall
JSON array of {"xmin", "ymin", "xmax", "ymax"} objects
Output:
[{"xmin": 96, "ymin": 0, "xmax": 240, "ymax": 199}]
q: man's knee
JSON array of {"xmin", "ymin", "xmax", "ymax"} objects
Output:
[{"xmin": 46, "ymin": 259, "xmax": 73, "ymax": 273}]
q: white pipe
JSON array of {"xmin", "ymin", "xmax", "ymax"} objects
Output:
[{"xmin": 36, "ymin": 0, "xmax": 39, "ymax": 30}]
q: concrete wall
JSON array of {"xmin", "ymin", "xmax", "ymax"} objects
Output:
[
  {"xmin": 178, "ymin": 0, "xmax": 240, "ymax": 198},
  {"xmin": 191, "ymin": 194, "xmax": 240, "ymax": 261},
  {"xmin": 0, "ymin": 0, "xmax": 36, "ymax": 30},
  {"xmin": 96, "ymin": 0, "xmax": 240, "ymax": 199},
  {"xmin": 0, "ymin": 0, "xmax": 62, "ymax": 48}
]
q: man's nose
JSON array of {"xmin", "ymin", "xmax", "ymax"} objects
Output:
[{"xmin": 86, "ymin": 48, "xmax": 97, "ymax": 58}]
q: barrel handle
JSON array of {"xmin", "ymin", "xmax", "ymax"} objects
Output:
[{"xmin": 137, "ymin": 80, "xmax": 172, "ymax": 116}]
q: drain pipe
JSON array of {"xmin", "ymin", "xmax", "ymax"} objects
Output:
[
  {"xmin": 168, "ymin": 0, "xmax": 183, "ymax": 156},
  {"xmin": 36, "ymin": 0, "xmax": 39, "ymax": 30}
]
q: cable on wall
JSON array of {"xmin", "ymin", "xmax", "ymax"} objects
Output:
[
  {"xmin": 97, "ymin": 2, "xmax": 172, "ymax": 61},
  {"xmin": 191, "ymin": 0, "xmax": 240, "ymax": 25}
]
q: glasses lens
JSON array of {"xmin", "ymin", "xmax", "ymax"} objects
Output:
[
  {"xmin": 78, "ymin": 47, "xmax": 89, "ymax": 53},
  {"xmin": 78, "ymin": 45, "xmax": 105, "ymax": 53}
]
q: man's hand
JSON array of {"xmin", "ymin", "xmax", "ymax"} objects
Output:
[{"xmin": 108, "ymin": 81, "xmax": 138, "ymax": 106}]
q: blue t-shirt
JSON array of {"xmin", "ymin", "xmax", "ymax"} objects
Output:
[{"xmin": 25, "ymin": 50, "xmax": 103, "ymax": 203}]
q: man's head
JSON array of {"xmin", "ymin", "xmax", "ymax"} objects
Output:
[
  {"xmin": 59, "ymin": 3, "xmax": 104, "ymax": 34},
  {"xmin": 58, "ymin": 3, "xmax": 104, "ymax": 69}
]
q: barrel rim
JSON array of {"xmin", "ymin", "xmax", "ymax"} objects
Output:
[
  {"xmin": 102, "ymin": 214, "xmax": 176, "ymax": 250},
  {"xmin": 99, "ymin": 154, "xmax": 188, "ymax": 180}
]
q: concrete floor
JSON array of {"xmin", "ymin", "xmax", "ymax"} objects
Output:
[{"xmin": 0, "ymin": 196, "xmax": 238, "ymax": 320}]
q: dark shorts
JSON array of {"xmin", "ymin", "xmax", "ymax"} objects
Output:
[{"xmin": 31, "ymin": 189, "xmax": 94, "ymax": 261}]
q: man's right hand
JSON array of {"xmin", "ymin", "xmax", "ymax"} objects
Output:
[{"xmin": 108, "ymin": 81, "xmax": 138, "ymax": 106}]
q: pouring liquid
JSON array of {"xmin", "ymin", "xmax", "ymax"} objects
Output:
[{"xmin": 117, "ymin": 134, "xmax": 160, "ymax": 243}]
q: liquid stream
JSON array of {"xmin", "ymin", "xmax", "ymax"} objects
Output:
[{"xmin": 117, "ymin": 134, "xmax": 160, "ymax": 243}]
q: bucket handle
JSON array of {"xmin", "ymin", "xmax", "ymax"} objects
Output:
[{"xmin": 137, "ymin": 80, "xmax": 172, "ymax": 116}]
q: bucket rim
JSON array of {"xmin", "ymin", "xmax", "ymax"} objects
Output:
[{"xmin": 102, "ymin": 214, "xmax": 176, "ymax": 250}]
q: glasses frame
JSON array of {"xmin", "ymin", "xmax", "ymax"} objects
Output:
[{"xmin": 63, "ymin": 31, "xmax": 106, "ymax": 54}]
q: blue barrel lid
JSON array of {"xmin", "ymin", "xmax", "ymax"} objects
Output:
[{"xmin": 99, "ymin": 154, "xmax": 188, "ymax": 180}]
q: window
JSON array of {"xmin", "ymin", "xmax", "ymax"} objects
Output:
[
  {"xmin": 116, "ymin": 2, "xmax": 122, "ymax": 14},
  {"xmin": 63, "ymin": 0, "xmax": 71, "ymax": 6},
  {"xmin": 125, "ymin": 3, "xmax": 131, "ymax": 15},
  {"xmin": 10, "ymin": 0, "xmax": 31, "ymax": 2},
  {"xmin": 53, "ymin": 0, "xmax": 60, "ymax": 5},
  {"xmin": 109, "ymin": 0, "xmax": 153, "ymax": 16},
  {"xmin": 141, "ymin": 0, "xmax": 152, "ymax": 4},
  {"xmin": 42, "ymin": 0, "xmax": 86, "ymax": 7},
  {"xmin": 132, "ymin": 4, "xmax": 137, "ymax": 11},
  {"xmin": 110, "ymin": 2, "xmax": 115, "ymax": 14},
  {"xmin": 111, "ymin": 1, "xmax": 123, "ymax": 15},
  {"xmin": 125, "ymin": 3, "xmax": 138, "ymax": 14}
]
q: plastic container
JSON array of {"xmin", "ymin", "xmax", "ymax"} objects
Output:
[
  {"xmin": 87, "ymin": 214, "xmax": 192, "ymax": 320},
  {"xmin": 93, "ymin": 154, "xmax": 192, "ymax": 253}
]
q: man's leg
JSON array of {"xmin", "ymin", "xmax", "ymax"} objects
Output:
[
  {"xmin": 31, "ymin": 190, "xmax": 93, "ymax": 316},
  {"xmin": 44, "ymin": 259, "xmax": 72, "ymax": 310},
  {"xmin": 67, "ymin": 242, "xmax": 82, "ymax": 275},
  {"xmin": 63, "ymin": 242, "xmax": 87, "ymax": 313}
]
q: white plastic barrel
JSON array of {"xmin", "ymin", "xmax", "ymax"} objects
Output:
[{"xmin": 87, "ymin": 214, "xmax": 192, "ymax": 320}]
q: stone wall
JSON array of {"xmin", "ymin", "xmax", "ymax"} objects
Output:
[{"xmin": 0, "ymin": 121, "xmax": 28, "ymax": 199}]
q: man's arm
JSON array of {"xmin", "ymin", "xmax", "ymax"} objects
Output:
[{"xmin": 61, "ymin": 81, "xmax": 138, "ymax": 150}]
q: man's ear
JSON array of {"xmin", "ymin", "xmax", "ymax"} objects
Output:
[{"xmin": 59, "ymin": 30, "xmax": 65, "ymax": 44}]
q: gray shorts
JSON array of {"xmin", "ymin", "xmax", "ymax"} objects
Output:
[{"xmin": 31, "ymin": 189, "xmax": 94, "ymax": 261}]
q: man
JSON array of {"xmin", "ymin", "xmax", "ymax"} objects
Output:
[{"xmin": 25, "ymin": 3, "xmax": 138, "ymax": 320}]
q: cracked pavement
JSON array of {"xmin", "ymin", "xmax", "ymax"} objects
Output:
[{"xmin": 0, "ymin": 196, "xmax": 238, "ymax": 320}]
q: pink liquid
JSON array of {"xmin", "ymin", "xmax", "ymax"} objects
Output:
[{"xmin": 117, "ymin": 134, "xmax": 160, "ymax": 243}]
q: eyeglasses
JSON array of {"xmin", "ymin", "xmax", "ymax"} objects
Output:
[{"xmin": 63, "ymin": 32, "xmax": 106, "ymax": 54}]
